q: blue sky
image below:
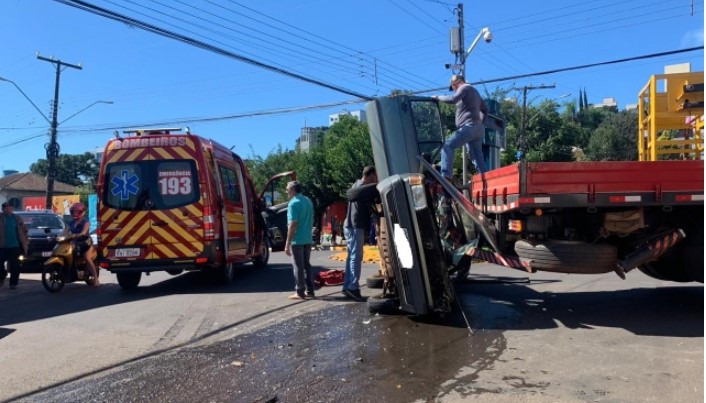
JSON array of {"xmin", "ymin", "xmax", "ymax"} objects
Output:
[{"xmin": 1, "ymin": 0, "xmax": 703, "ymax": 173}]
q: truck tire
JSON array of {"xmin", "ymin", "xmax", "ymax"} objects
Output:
[
  {"xmin": 514, "ymin": 239, "xmax": 617, "ymax": 273},
  {"xmin": 347, "ymin": 183, "xmax": 379, "ymax": 203},
  {"xmin": 117, "ymin": 272, "xmax": 141, "ymax": 290},
  {"xmin": 638, "ymin": 232, "xmax": 703, "ymax": 283}
]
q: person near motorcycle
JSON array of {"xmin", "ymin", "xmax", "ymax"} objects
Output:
[
  {"xmin": 65, "ymin": 203, "xmax": 99, "ymax": 286},
  {"xmin": 0, "ymin": 202, "xmax": 29, "ymax": 290}
]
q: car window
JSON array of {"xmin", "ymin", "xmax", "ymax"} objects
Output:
[{"xmin": 18, "ymin": 214, "xmax": 65, "ymax": 230}]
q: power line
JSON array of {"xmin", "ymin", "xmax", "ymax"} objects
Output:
[
  {"xmin": 4, "ymin": 45, "xmax": 700, "ymax": 151},
  {"xmin": 53, "ymin": 0, "xmax": 373, "ymax": 100}
]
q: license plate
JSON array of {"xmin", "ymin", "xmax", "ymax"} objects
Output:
[
  {"xmin": 114, "ymin": 248, "xmax": 141, "ymax": 258},
  {"xmin": 41, "ymin": 251, "xmax": 52, "ymax": 257}
]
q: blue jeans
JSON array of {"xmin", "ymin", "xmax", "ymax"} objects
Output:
[
  {"xmin": 343, "ymin": 227, "xmax": 364, "ymax": 291},
  {"xmin": 440, "ymin": 121, "xmax": 487, "ymax": 177}
]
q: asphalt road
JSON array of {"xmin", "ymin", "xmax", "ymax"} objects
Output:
[{"xmin": 0, "ymin": 249, "xmax": 702, "ymax": 403}]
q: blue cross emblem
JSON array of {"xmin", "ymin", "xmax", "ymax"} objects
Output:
[{"xmin": 111, "ymin": 170, "xmax": 140, "ymax": 201}]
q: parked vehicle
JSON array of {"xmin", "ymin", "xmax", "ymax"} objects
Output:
[
  {"xmin": 364, "ymin": 95, "xmax": 704, "ymax": 316},
  {"xmin": 96, "ymin": 128, "xmax": 294, "ymax": 290},
  {"xmin": 41, "ymin": 234, "xmax": 98, "ymax": 293},
  {"xmin": 14, "ymin": 211, "xmax": 65, "ymax": 272}
]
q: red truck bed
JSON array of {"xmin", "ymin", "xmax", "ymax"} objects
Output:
[{"xmin": 470, "ymin": 160, "xmax": 704, "ymax": 211}]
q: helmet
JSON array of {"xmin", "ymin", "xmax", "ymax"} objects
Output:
[{"xmin": 69, "ymin": 202, "xmax": 86, "ymax": 219}]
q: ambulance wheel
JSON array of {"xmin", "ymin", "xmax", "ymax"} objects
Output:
[
  {"xmin": 117, "ymin": 272, "xmax": 141, "ymax": 290},
  {"xmin": 253, "ymin": 240, "xmax": 270, "ymax": 268},
  {"xmin": 218, "ymin": 262, "xmax": 235, "ymax": 284}
]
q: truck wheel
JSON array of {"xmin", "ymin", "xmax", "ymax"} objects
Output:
[
  {"xmin": 117, "ymin": 272, "xmax": 141, "ymax": 290},
  {"xmin": 638, "ymin": 218, "xmax": 704, "ymax": 283},
  {"xmin": 253, "ymin": 239, "xmax": 270, "ymax": 268},
  {"xmin": 514, "ymin": 239, "xmax": 617, "ymax": 273},
  {"xmin": 347, "ymin": 183, "xmax": 379, "ymax": 203},
  {"xmin": 367, "ymin": 294, "xmax": 400, "ymax": 315},
  {"xmin": 366, "ymin": 274, "xmax": 385, "ymax": 289},
  {"xmin": 638, "ymin": 239, "xmax": 701, "ymax": 283}
]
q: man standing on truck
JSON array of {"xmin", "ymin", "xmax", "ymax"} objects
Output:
[
  {"xmin": 342, "ymin": 165, "xmax": 377, "ymax": 302},
  {"xmin": 432, "ymin": 74, "xmax": 488, "ymax": 178},
  {"xmin": 284, "ymin": 181, "xmax": 315, "ymax": 300}
]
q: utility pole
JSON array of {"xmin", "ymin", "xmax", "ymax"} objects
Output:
[
  {"xmin": 517, "ymin": 84, "xmax": 555, "ymax": 161},
  {"xmin": 446, "ymin": 3, "xmax": 492, "ymax": 185},
  {"xmin": 37, "ymin": 54, "xmax": 82, "ymax": 210}
]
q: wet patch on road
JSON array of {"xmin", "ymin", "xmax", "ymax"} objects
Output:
[{"xmin": 20, "ymin": 295, "xmax": 527, "ymax": 403}]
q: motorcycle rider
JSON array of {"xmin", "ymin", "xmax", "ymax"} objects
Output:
[{"xmin": 65, "ymin": 203, "xmax": 99, "ymax": 286}]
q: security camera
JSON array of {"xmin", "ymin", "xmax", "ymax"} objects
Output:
[{"xmin": 483, "ymin": 29, "xmax": 493, "ymax": 43}]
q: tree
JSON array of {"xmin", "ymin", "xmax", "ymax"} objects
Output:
[
  {"xmin": 584, "ymin": 111, "xmax": 638, "ymax": 161},
  {"xmin": 30, "ymin": 152, "xmax": 99, "ymax": 188}
]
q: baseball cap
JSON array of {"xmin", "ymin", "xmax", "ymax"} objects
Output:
[
  {"xmin": 449, "ymin": 74, "xmax": 464, "ymax": 91},
  {"xmin": 1, "ymin": 202, "xmax": 12, "ymax": 208}
]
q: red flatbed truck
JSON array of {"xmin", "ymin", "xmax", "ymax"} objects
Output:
[{"xmin": 467, "ymin": 160, "xmax": 704, "ymax": 283}]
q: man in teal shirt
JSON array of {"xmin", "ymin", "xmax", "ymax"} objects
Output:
[
  {"xmin": 284, "ymin": 181, "xmax": 315, "ymax": 300},
  {"xmin": 0, "ymin": 202, "xmax": 29, "ymax": 290}
]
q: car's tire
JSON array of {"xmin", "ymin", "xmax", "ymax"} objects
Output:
[
  {"xmin": 253, "ymin": 239, "xmax": 270, "ymax": 268},
  {"xmin": 117, "ymin": 272, "xmax": 141, "ymax": 290},
  {"xmin": 366, "ymin": 274, "xmax": 385, "ymax": 289},
  {"xmin": 514, "ymin": 239, "xmax": 617, "ymax": 273},
  {"xmin": 166, "ymin": 269, "xmax": 183, "ymax": 276},
  {"xmin": 41, "ymin": 264, "xmax": 65, "ymax": 293},
  {"xmin": 367, "ymin": 294, "xmax": 400, "ymax": 315},
  {"xmin": 347, "ymin": 183, "xmax": 379, "ymax": 204}
]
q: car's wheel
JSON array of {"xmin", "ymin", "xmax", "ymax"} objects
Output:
[
  {"xmin": 347, "ymin": 183, "xmax": 379, "ymax": 203},
  {"xmin": 514, "ymin": 239, "xmax": 617, "ymax": 273},
  {"xmin": 42, "ymin": 264, "xmax": 65, "ymax": 293},
  {"xmin": 366, "ymin": 274, "xmax": 385, "ymax": 289},
  {"xmin": 367, "ymin": 294, "xmax": 400, "ymax": 315},
  {"xmin": 117, "ymin": 272, "xmax": 141, "ymax": 290},
  {"xmin": 253, "ymin": 239, "xmax": 270, "ymax": 268},
  {"xmin": 166, "ymin": 269, "xmax": 183, "ymax": 276}
]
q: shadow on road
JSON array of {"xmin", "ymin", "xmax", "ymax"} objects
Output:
[
  {"xmin": 0, "ymin": 260, "xmax": 334, "ymax": 329},
  {"xmin": 455, "ymin": 279, "xmax": 703, "ymax": 338}
]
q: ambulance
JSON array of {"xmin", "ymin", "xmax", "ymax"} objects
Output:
[{"xmin": 96, "ymin": 128, "xmax": 293, "ymax": 289}]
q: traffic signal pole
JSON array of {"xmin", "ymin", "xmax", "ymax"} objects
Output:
[{"xmin": 37, "ymin": 55, "xmax": 82, "ymax": 210}]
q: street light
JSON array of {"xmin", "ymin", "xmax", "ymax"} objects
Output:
[
  {"xmin": 0, "ymin": 75, "xmax": 112, "ymax": 208},
  {"xmin": 0, "ymin": 76, "xmax": 50, "ymax": 124},
  {"xmin": 60, "ymin": 100, "xmax": 113, "ymax": 124}
]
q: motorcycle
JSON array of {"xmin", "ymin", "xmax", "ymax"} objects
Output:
[{"xmin": 41, "ymin": 234, "xmax": 99, "ymax": 293}]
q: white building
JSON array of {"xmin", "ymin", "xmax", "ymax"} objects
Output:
[{"xmin": 329, "ymin": 109, "xmax": 367, "ymax": 125}]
